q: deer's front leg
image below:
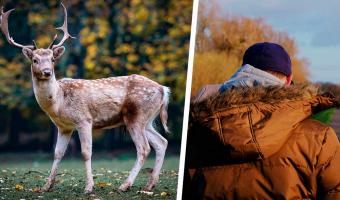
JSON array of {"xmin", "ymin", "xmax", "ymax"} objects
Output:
[
  {"xmin": 41, "ymin": 129, "xmax": 72, "ymax": 192},
  {"xmin": 77, "ymin": 123, "xmax": 94, "ymax": 194}
]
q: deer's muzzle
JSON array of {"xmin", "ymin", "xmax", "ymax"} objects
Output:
[{"xmin": 42, "ymin": 68, "xmax": 52, "ymax": 77}]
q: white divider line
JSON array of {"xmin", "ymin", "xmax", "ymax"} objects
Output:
[{"xmin": 176, "ymin": 0, "xmax": 199, "ymax": 199}]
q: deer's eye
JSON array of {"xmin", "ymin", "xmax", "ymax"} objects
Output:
[{"xmin": 33, "ymin": 59, "xmax": 39, "ymax": 64}]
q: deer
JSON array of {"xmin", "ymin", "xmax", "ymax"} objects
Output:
[{"xmin": 0, "ymin": 3, "xmax": 170, "ymax": 194}]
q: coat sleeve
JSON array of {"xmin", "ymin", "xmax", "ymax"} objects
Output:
[{"xmin": 316, "ymin": 127, "xmax": 340, "ymax": 200}]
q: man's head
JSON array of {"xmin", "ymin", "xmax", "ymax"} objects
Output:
[{"xmin": 242, "ymin": 42, "xmax": 293, "ymax": 85}]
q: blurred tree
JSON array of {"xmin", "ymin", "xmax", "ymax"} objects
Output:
[{"xmin": 0, "ymin": 0, "xmax": 192, "ymax": 151}]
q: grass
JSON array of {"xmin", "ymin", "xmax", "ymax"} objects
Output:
[
  {"xmin": 312, "ymin": 108, "xmax": 336, "ymax": 125},
  {"xmin": 0, "ymin": 153, "xmax": 179, "ymax": 200}
]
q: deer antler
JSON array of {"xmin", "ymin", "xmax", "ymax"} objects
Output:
[
  {"xmin": 47, "ymin": 34, "xmax": 57, "ymax": 49},
  {"xmin": 49, "ymin": 3, "xmax": 75, "ymax": 49},
  {"xmin": 0, "ymin": 6, "xmax": 34, "ymax": 49}
]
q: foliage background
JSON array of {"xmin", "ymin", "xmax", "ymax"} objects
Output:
[{"xmin": 0, "ymin": 0, "xmax": 192, "ymax": 153}]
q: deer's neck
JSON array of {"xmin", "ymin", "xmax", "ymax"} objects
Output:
[{"xmin": 32, "ymin": 75, "xmax": 60, "ymax": 114}]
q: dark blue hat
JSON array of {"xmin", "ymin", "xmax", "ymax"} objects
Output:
[{"xmin": 242, "ymin": 42, "xmax": 292, "ymax": 76}]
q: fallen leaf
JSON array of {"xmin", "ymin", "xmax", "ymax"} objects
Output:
[
  {"xmin": 96, "ymin": 182, "xmax": 111, "ymax": 188},
  {"xmin": 161, "ymin": 191, "xmax": 168, "ymax": 197},
  {"xmin": 32, "ymin": 187, "xmax": 40, "ymax": 192},
  {"xmin": 15, "ymin": 184, "xmax": 24, "ymax": 190},
  {"xmin": 137, "ymin": 190, "xmax": 154, "ymax": 196}
]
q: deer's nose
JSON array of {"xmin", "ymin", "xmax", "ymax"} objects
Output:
[{"xmin": 42, "ymin": 68, "xmax": 52, "ymax": 77}]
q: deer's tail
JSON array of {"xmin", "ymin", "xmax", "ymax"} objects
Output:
[{"xmin": 160, "ymin": 86, "xmax": 170, "ymax": 133}]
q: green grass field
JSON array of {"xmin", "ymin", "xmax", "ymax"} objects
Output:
[
  {"xmin": 312, "ymin": 108, "xmax": 336, "ymax": 125},
  {"xmin": 0, "ymin": 153, "xmax": 179, "ymax": 200}
]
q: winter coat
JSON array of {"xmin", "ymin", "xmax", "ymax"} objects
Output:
[{"xmin": 183, "ymin": 85, "xmax": 340, "ymax": 200}]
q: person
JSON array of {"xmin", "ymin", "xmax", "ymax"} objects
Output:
[{"xmin": 184, "ymin": 42, "xmax": 340, "ymax": 199}]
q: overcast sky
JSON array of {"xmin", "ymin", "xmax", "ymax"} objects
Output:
[{"xmin": 213, "ymin": 0, "xmax": 340, "ymax": 83}]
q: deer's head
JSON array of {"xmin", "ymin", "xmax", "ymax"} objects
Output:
[{"xmin": 0, "ymin": 3, "xmax": 75, "ymax": 80}]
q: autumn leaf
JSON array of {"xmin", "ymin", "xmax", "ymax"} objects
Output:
[
  {"xmin": 32, "ymin": 187, "xmax": 40, "ymax": 192},
  {"xmin": 137, "ymin": 190, "xmax": 154, "ymax": 196},
  {"xmin": 96, "ymin": 182, "xmax": 112, "ymax": 188},
  {"xmin": 15, "ymin": 184, "xmax": 24, "ymax": 190},
  {"xmin": 161, "ymin": 191, "xmax": 168, "ymax": 197}
]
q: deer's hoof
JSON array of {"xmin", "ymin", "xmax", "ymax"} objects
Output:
[
  {"xmin": 40, "ymin": 182, "xmax": 53, "ymax": 192},
  {"xmin": 84, "ymin": 189, "xmax": 93, "ymax": 194},
  {"xmin": 144, "ymin": 184, "xmax": 155, "ymax": 191},
  {"xmin": 84, "ymin": 184, "xmax": 94, "ymax": 194},
  {"xmin": 39, "ymin": 186, "xmax": 50, "ymax": 193},
  {"xmin": 118, "ymin": 182, "xmax": 131, "ymax": 192},
  {"xmin": 144, "ymin": 178, "xmax": 156, "ymax": 191}
]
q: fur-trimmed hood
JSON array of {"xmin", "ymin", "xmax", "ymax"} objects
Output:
[{"xmin": 189, "ymin": 84, "xmax": 339, "ymax": 161}]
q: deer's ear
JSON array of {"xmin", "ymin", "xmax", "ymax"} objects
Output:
[
  {"xmin": 53, "ymin": 46, "xmax": 65, "ymax": 60},
  {"xmin": 22, "ymin": 47, "xmax": 33, "ymax": 60}
]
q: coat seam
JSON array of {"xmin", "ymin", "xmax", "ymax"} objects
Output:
[
  {"xmin": 247, "ymin": 106, "xmax": 264, "ymax": 159},
  {"xmin": 216, "ymin": 112, "xmax": 227, "ymax": 145},
  {"xmin": 315, "ymin": 127, "xmax": 337, "ymax": 169}
]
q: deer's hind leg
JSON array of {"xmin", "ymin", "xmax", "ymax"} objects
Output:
[
  {"xmin": 118, "ymin": 123, "xmax": 151, "ymax": 191},
  {"xmin": 144, "ymin": 124, "xmax": 168, "ymax": 191}
]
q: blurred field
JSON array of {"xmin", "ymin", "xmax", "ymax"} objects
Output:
[
  {"xmin": 0, "ymin": 153, "xmax": 179, "ymax": 200},
  {"xmin": 312, "ymin": 108, "xmax": 336, "ymax": 125}
]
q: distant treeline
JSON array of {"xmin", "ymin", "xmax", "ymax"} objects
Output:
[{"xmin": 319, "ymin": 82, "xmax": 340, "ymax": 97}]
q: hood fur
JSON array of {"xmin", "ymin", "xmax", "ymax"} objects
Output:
[{"xmin": 191, "ymin": 84, "xmax": 338, "ymax": 120}]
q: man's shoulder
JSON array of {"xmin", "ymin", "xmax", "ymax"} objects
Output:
[
  {"xmin": 294, "ymin": 118, "xmax": 338, "ymax": 146},
  {"xmin": 298, "ymin": 118, "xmax": 330, "ymax": 132}
]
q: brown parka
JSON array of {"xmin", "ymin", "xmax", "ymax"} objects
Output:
[{"xmin": 183, "ymin": 85, "xmax": 340, "ymax": 200}]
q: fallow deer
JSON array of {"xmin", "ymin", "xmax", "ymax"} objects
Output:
[{"xmin": 0, "ymin": 3, "xmax": 170, "ymax": 193}]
